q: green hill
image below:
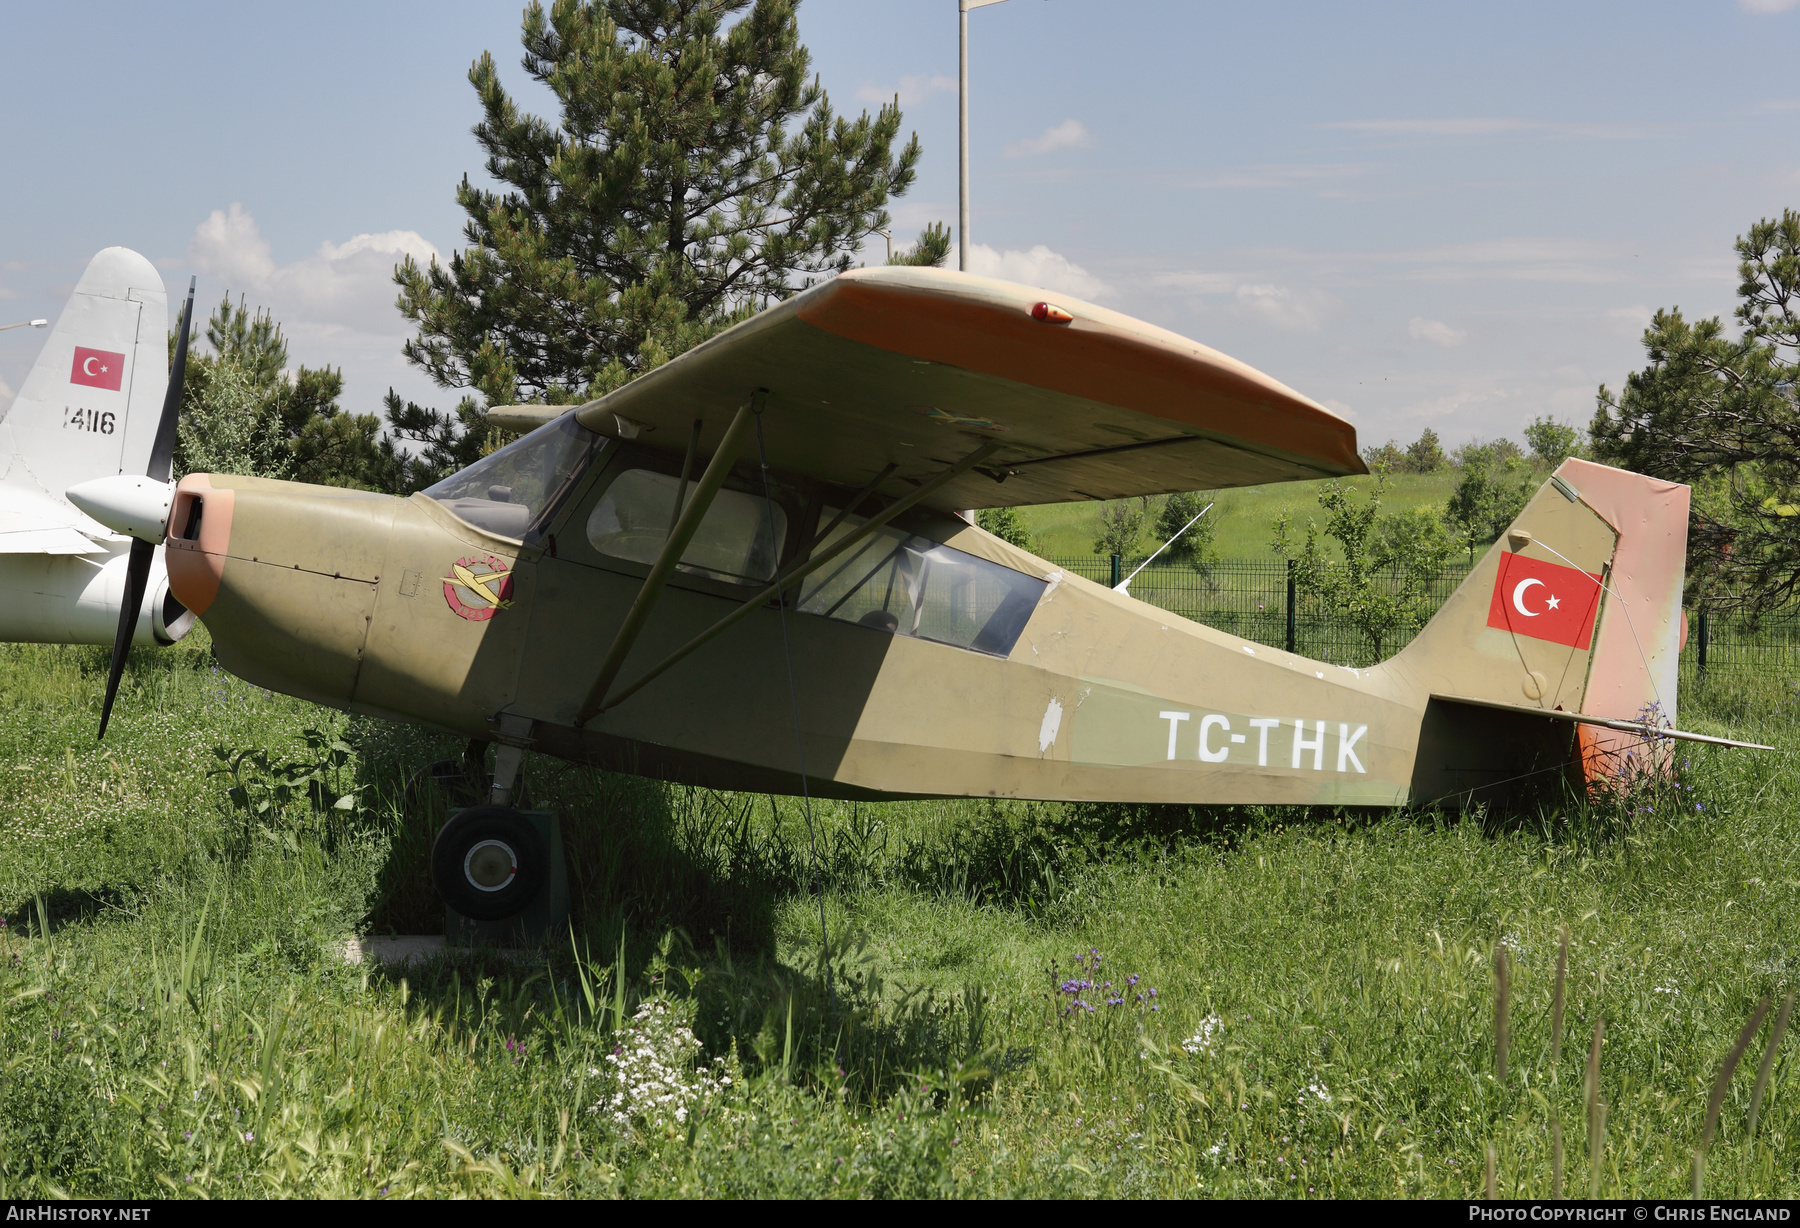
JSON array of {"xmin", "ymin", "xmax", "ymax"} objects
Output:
[{"xmin": 1014, "ymin": 469, "xmax": 1485, "ymax": 561}]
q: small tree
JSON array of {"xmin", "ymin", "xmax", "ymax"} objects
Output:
[
  {"xmin": 1524, "ymin": 415, "xmax": 1582, "ymax": 468},
  {"xmin": 1154, "ymin": 490, "xmax": 1220, "ymax": 573},
  {"xmin": 1092, "ymin": 500, "xmax": 1146, "ymax": 560},
  {"xmin": 175, "ymin": 296, "xmax": 405, "ymax": 489},
  {"xmin": 1444, "ymin": 458, "xmax": 1532, "ymax": 561},
  {"xmin": 976, "ymin": 506, "xmax": 1033, "ymax": 551},
  {"xmin": 1273, "ymin": 473, "xmax": 1454, "ymax": 660},
  {"xmin": 1361, "ymin": 439, "xmax": 1407, "ymax": 470},
  {"xmin": 176, "ymin": 359, "xmax": 291, "ymax": 480},
  {"xmin": 1453, "ymin": 437, "xmax": 1524, "ymax": 470},
  {"xmin": 1406, "ymin": 428, "xmax": 1447, "ymax": 473}
]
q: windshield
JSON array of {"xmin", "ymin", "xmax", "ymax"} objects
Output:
[{"xmin": 425, "ymin": 412, "xmax": 602, "ymax": 540}]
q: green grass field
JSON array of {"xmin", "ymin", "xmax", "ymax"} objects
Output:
[
  {"xmin": 1016, "ymin": 471, "xmax": 1469, "ymax": 561},
  {"xmin": 2, "ymin": 627, "xmax": 1798, "ymax": 1198}
]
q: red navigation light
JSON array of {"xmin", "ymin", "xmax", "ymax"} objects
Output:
[{"xmin": 1030, "ymin": 301, "xmax": 1073, "ymax": 324}]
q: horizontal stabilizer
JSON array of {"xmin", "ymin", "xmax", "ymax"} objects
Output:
[
  {"xmin": 0, "ymin": 528, "xmax": 107, "ymax": 554},
  {"xmin": 1431, "ymin": 693, "xmax": 1773, "ymax": 751}
]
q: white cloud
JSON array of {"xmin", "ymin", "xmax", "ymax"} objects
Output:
[
  {"xmin": 1149, "ymin": 270, "xmax": 1238, "ymax": 294},
  {"xmin": 187, "ymin": 203, "xmax": 438, "ymax": 336},
  {"xmin": 1004, "ymin": 119, "xmax": 1093, "ymax": 158},
  {"xmin": 1322, "ymin": 117, "xmax": 1666, "ymax": 141},
  {"xmin": 1145, "ymin": 269, "xmax": 1343, "ymax": 332},
  {"xmin": 0, "ymin": 286, "xmax": 16, "ymax": 301},
  {"xmin": 1408, "ymin": 316, "xmax": 1466, "ymax": 347},
  {"xmin": 1232, "ymin": 284, "xmax": 1343, "ymax": 333},
  {"xmin": 1740, "ymin": 0, "xmax": 1800, "ymax": 11},
  {"xmin": 965, "ymin": 243, "xmax": 1113, "ymax": 300},
  {"xmin": 854, "ymin": 73, "xmax": 955, "ymax": 105}
]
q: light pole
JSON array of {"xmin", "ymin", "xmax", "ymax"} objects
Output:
[
  {"xmin": 0, "ymin": 319, "xmax": 47, "ymax": 333},
  {"xmin": 960, "ymin": 0, "xmax": 1011, "ymax": 272}
]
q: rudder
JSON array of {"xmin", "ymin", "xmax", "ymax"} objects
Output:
[{"xmin": 1394, "ymin": 458, "xmax": 1690, "ymax": 759}]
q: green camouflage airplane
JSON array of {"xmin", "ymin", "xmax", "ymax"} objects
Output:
[{"xmin": 69, "ymin": 267, "xmax": 1765, "ymax": 922}]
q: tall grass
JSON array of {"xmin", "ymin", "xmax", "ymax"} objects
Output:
[{"xmin": 1, "ymin": 631, "xmax": 1798, "ymax": 1196}]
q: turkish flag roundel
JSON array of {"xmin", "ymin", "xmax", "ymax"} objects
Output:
[
  {"xmin": 1486, "ymin": 551, "xmax": 1604, "ymax": 649},
  {"xmin": 70, "ymin": 346, "xmax": 126, "ymax": 392}
]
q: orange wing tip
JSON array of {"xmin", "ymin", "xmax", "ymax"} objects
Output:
[{"xmin": 1030, "ymin": 301, "xmax": 1073, "ymax": 324}]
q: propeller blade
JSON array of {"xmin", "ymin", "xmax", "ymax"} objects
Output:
[
  {"xmin": 147, "ymin": 277, "xmax": 195, "ymax": 482},
  {"xmin": 98, "ymin": 279, "xmax": 195, "ymax": 739},
  {"xmin": 98, "ymin": 537, "xmax": 155, "ymax": 739}
]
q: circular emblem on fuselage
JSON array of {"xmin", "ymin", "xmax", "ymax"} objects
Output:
[{"xmin": 443, "ymin": 555, "xmax": 514, "ymax": 621}]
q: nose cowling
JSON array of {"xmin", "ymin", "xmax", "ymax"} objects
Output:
[{"xmin": 167, "ymin": 473, "xmax": 397, "ymax": 710}]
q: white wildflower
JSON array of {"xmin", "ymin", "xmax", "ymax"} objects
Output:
[
  {"xmin": 586, "ymin": 998, "xmax": 728, "ymax": 1134},
  {"xmin": 1182, "ymin": 1013, "xmax": 1223, "ymax": 1056},
  {"xmin": 1299, "ymin": 1079, "xmax": 1331, "ymax": 1105}
]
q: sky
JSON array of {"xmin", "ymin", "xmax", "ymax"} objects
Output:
[{"xmin": 2, "ymin": 0, "xmax": 1798, "ymax": 455}]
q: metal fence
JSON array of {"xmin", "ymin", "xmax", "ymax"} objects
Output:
[{"xmin": 1043, "ymin": 555, "xmax": 1800, "ymax": 678}]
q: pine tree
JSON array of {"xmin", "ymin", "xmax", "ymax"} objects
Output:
[
  {"xmin": 889, "ymin": 222, "xmax": 951, "ymax": 267},
  {"xmin": 395, "ymin": 0, "xmax": 934, "ymax": 433},
  {"xmin": 1592, "ymin": 210, "xmax": 1800, "ymax": 612},
  {"xmin": 1405, "ymin": 428, "xmax": 1447, "ymax": 473}
]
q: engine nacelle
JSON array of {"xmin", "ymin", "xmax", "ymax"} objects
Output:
[{"xmin": 0, "ymin": 543, "xmax": 194, "ymax": 646}]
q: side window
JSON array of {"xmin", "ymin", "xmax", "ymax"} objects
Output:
[
  {"xmin": 586, "ymin": 469, "xmax": 787, "ymax": 586},
  {"xmin": 797, "ymin": 512, "xmax": 1045, "ymax": 657}
]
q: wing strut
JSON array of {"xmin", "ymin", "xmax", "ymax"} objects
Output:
[
  {"xmin": 574, "ymin": 396, "xmax": 761, "ymax": 722},
  {"xmin": 589, "ymin": 438, "xmax": 1001, "ymax": 718}
]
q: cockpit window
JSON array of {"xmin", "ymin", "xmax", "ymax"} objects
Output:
[
  {"xmin": 424, "ymin": 412, "xmax": 602, "ymax": 540},
  {"xmin": 797, "ymin": 512, "xmax": 1046, "ymax": 657}
]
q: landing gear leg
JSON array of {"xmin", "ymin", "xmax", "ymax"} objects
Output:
[
  {"xmin": 489, "ymin": 743, "xmax": 524, "ymax": 807},
  {"xmin": 487, "ymin": 713, "xmax": 535, "ymax": 807}
]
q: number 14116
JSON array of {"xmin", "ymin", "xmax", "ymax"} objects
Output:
[{"xmin": 64, "ymin": 407, "xmax": 115, "ymax": 434}]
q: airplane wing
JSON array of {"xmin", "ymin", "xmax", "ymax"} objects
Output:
[
  {"xmin": 1431, "ymin": 693, "xmax": 1774, "ymax": 750},
  {"xmin": 571, "ymin": 267, "xmax": 1364, "ymax": 510}
]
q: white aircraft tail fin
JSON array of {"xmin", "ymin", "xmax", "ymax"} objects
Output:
[{"xmin": 0, "ymin": 248, "xmax": 168, "ymax": 504}]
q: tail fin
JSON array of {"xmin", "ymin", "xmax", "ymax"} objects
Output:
[
  {"xmin": 0, "ymin": 248, "xmax": 168, "ymax": 503},
  {"xmin": 1396, "ymin": 458, "xmax": 1690, "ymax": 756}
]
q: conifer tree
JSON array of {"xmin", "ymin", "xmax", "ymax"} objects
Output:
[
  {"xmin": 394, "ymin": 0, "xmax": 932, "ymax": 427},
  {"xmin": 1593, "ymin": 210, "xmax": 1800, "ymax": 612}
]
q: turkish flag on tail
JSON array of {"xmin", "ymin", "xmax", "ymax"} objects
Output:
[
  {"xmin": 70, "ymin": 346, "xmax": 125, "ymax": 391},
  {"xmin": 1486, "ymin": 551, "xmax": 1604, "ymax": 649}
]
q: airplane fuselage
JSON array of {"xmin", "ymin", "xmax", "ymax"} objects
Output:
[{"xmin": 167, "ymin": 451, "xmax": 1683, "ymax": 809}]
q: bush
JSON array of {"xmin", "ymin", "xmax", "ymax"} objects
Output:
[{"xmin": 975, "ymin": 507, "xmax": 1033, "ymax": 551}]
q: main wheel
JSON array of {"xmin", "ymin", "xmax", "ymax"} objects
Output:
[{"xmin": 431, "ymin": 805, "xmax": 548, "ymax": 921}]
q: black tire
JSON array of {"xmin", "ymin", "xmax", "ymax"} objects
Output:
[{"xmin": 431, "ymin": 805, "xmax": 548, "ymax": 921}]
